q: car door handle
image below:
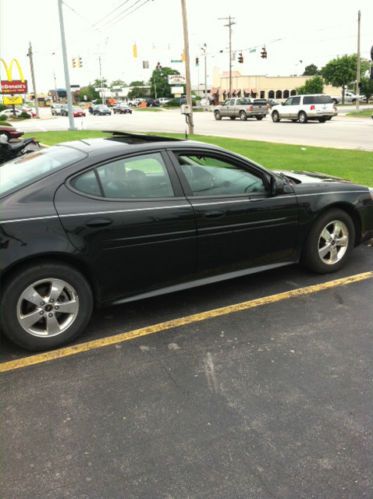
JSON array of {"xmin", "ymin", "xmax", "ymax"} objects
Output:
[
  {"xmin": 204, "ymin": 210, "xmax": 225, "ymax": 219},
  {"xmin": 85, "ymin": 218, "xmax": 113, "ymax": 227}
]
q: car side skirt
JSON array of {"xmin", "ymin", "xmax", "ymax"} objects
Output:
[{"xmin": 109, "ymin": 260, "xmax": 296, "ymax": 307}]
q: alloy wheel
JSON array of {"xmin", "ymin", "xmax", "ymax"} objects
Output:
[{"xmin": 318, "ymin": 220, "xmax": 349, "ymax": 265}]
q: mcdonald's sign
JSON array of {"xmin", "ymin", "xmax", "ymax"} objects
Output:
[{"xmin": 0, "ymin": 58, "xmax": 28, "ymax": 94}]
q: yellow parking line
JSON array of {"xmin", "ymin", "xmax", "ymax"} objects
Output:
[{"xmin": 1, "ymin": 271, "xmax": 372, "ymax": 374}]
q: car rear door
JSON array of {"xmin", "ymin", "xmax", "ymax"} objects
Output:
[
  {"xmin": 54, "ymin": 150, "xmax": 197, "ymax": 304},
  {"xmin": 168, "ymin": 148, "xmax": 299, "ymax": 277}
]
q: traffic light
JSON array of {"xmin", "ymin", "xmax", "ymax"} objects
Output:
[
  {"xmin": 72, "ymin": 57, "xmax": 77, "ymax": 68},
  {"xmin": 195, "ymin": 57, "xmax": 199, "ymax": 66},
  {"xmin": 79, "ymin": 57, "xmax": 83, "ymax": 68},
  {"xmin": 132, "ymin": 43, "xmax": 138, "ymax": 59},
  {"xmin": 238, "ymin": 52, "xmax": 244, "ymax": 63},
  {"xmin": 260, "ymin": 47, "xmax": 267, "ymax": 59}
]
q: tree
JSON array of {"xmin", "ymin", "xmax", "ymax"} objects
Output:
[
  {"xmin": 149, "ymin": 66, "xmax": 180, "ymax": 99},
  {"xmin": 321, "ymin": 54, "xmax": 370, "ymax": 103},
  {"xmin": 93, "ymin": 78, "xmax": 108, "ymax": 89},
  {"xmin": 303, "ymin": 64, "xmax": 319, "ymax": 76},
  {"xmin": 79, "ymin": 84, "xmax": 99, "ymax": 102},
  {"xmin": 110, "ymin": 79, "xmax": 127, "ymax": 89},
  {"xmin": 129, "ymin": 80, "xmax": 145, "ymax": 87},
  {"xmin": 128, "ymin": 86, "xmax": 149, "ymax": 99},
  {"xmin": 296, "ymin": 75, "xmax": 324, "ymax": 95},
  {"xmin": 359, "ymin": 77, "xmax": 373, "ymax": 101}
]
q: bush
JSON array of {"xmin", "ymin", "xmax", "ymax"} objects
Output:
[
  {"xmin": 0, "ymin": 104, "xmax": 6, "ymax": 112},
  {"xmin": 0, "ymin": 114, "xmax": 7, "ymax": 121},
  {"xmin": 19, "ymin": 111, "xmax": 31, "ymax": 119}
]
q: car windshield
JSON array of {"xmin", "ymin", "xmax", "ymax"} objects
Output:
[{"xmin": 0, "ymin": 146, "xmax": 86, "ymax": 197}]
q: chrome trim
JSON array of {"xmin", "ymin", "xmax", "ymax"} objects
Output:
[{"xmin": 0, "ymin": 190, "xmax": 368, "ymax": 224}]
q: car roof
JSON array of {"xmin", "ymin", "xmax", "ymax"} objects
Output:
[{"xmin": 57, "ymin": 133, "xmax": 225, "ymax": 158}]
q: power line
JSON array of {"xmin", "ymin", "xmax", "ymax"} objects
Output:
[
  {"xmin": 92, "ymin": 0, "xmax": 133, "ymax": 28},
  {"xmin": 97, "ymin": 0, "xmax": 150, "ymax": 30}
]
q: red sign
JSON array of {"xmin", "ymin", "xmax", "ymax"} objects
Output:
[{"xmin": 0, "ymin": 80, "xmax": 28, "ymax": 94}]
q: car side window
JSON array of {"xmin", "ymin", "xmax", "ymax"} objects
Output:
[
  {"xmin": 283, "ymin": 98, "xmax": 293, "ymax": 106},
  {"xmin": 71, "ymin": 153, "xmax": 175, "ymax": 199},
  {"xmin": 292, "ymin": 96, "xmax": 301, "ymax": 105},
  {"xmin": 176, "ymin": 153, "xmax": 266, "ymax": 197}
]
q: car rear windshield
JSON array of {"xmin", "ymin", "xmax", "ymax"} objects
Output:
[
  {"xmin": 303, "ymin": 95, "xmax": 333, "ymax": 104},
  {"xmin": 0, "ymin": 146, "xmax": 86, "ymax": 197}
]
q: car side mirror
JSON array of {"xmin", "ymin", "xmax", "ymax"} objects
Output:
[{"xmin": 270, "ymin": 175, "xmax": 285, "ymax": 196}]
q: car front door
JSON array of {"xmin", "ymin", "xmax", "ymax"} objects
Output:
[
  {"xmin": 168, "ymin": 149, "xmax": 299, "ymax": 277},
  {"xmin": 289, "ymin": 96, "xmax": 301, "ymax": 119},
  {"xmin": 54, "ymin": 151, "xmax": 197, "ymax": 304},
  {"xmin": 281, "ymin": 98, "xmax": 293, "ymax": 119}
]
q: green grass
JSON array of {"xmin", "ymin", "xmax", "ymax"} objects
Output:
[
  {"xmin": 24, "ymin": 130, "xmax": 373, "ymax": 185},
  {"xmin": 134, "ymin": 107, "xmax": 163, "ymax": 112},
  {"xmin": 346, "ymin": 109, "xmax": 373, "ymax": 118}
]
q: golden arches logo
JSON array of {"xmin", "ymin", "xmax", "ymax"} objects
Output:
[{"xmin": 0, "ymin": 58, "xmax": 25, "ymax": 82}]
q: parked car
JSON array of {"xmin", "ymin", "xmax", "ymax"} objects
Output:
[
  {"xmin": 72, "ymin": 107, "xmax": 86, "ymax": 118},
  {"xmin": 0, "ymin": 124, "xmax": 24, "ymax": 140},
  {"xmin": 92, "ymin": 104, "xmax": 111, "ymax": 116},
  {"xmin": 271, "ymin": 95, "xmax": 337, "ymax": 123},
  {"xmin": 1, "ymin": 109, "xmax": 23, "ymax": 118},
  {"xmin": 113, "ymin": 103, "xmax": 132, "ymax": 114},
  {"xmin": 144, "ymin": 98, "xmax": 160, "ymax": 107},
  {"xmin": 1, "ymin": 131, "xmax": 372, "ymax": 351},
  {"xmin": 60, "ymin": 105, "xmax": 69, "ymax": 116},
  {"xmin": 158, "ymin": 97, "xmax": 171, "ymax": 105},
  {"xmin": 214, "ymin": 98, "xmax": 268, "ymax": 121},
  {"xmin": 51, "ymin": 104, "xmax": 63, "ymax": 116}
]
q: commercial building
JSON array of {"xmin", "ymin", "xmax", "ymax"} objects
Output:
[{"xmin": 211, "ymin": 71, "xmax": 340, "ymax": 103}]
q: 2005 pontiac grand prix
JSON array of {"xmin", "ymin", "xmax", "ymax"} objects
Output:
[{"xmin": 1, "ymin": 132, "xmax": 372, "ymax": 351}]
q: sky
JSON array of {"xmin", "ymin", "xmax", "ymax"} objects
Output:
[{"xmin": 1, "ymin": 0, "xmax": 372, "ymax": 93}]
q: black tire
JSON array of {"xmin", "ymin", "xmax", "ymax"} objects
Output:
[
  {"xmin": 326, "ymin": 117, "xmax": 332, "ymax": 121},
  {"xmin": 0, "ymin": 262, "xmax": 93, "ymax": 351},
  {"xmin": 230, "ymin": 116, "xmax": 236, "ymax": 120},
  {"xmin": 256, "ymin": 116, "xmax": 264, "ymax": 120},
  {"xmin": 318, "ymin": 117, "xmax": 327, "ymax": 123},
  {"xmin": 214, "ymin": 111, "xmax": 222, "ymax": 120},
  {"xmin": 272, "ymin": 111, "xmax": 280, "ymax": 122},
  {"xmin": 298, "ymin": 111, "xmax": 308, "ymax": 123},
  {"xmin": 239, "ymin": 111, "xmax": 247, "ymax": 121},
  {"xmin": 301, "ymin": 209, "xmax": 355, "ymax": 274}
]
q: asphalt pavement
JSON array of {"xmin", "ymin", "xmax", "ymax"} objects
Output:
[
  {"xmin": 19, "ymin": 107, "xmax": 373, "ymax": 151},
  {"xmin": 1, "ymin": 243, "xmax": 373, "ymax": 498}
]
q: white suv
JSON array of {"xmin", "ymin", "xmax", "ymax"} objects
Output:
[{"xmin": 271, "ymin": 94, "xmax": 337, "ymax": 123}]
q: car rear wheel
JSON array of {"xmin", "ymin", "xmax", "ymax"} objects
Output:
[
  {"xmin": 0, "ymin": 262, "xmax": 93, "ymax": 351},
  {"xmin": 256, "ymin": 116, "xmax": 264, "ymax": 120},
  {"xmin": 318, "ymin": 117, "xmax": 327, "ymax": 123},
  {"xmin": 214, "ymin": 111, "xmax": 222, "ymax": 120},
  {"xmin": 271, "ymin": 111, "xmax": 280, "ymax": 122},
  {"xmin": 298, "ymin": 111, "xmax": 308, "ymax": 123},
  {"xmin": 301, "ymin": 209, "xmax": 355, "ymax": 273},
  {"xmin": 239, "ymin": 111, "xmax": 247, "ymax": 121},
  {"xmin": 230, "ymin": 116, "xmax": 236, "ymax": 120}
]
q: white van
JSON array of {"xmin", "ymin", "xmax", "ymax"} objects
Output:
[{"xmin": 271, "ymin": 95, "xmax": 337, "ymax": 123}]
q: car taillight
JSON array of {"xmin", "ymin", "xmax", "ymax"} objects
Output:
[
  {"xmin": 247, "ymin": 105, "xmax": 253, "ymax": 111},
  {"xmin": 310, "ymin": 105, "xmax": 315, "ymax": 111}
]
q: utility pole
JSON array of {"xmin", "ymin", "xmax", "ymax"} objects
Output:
[
  {"xmin": 26, "ymin": 42, "xmax": 40, "ymax": 118},
  {"xmin": 181, "ymin": 0, "xmax": 194, "ymax": 135},
  {"xmin": 355, "ymin": 10, "xmax": 361, "ymax": 111},
  {"xmin": 99, "ymin": 56, "xmax": 106, "ymax": 105},
  {"xmin": 57, "ymin": 0, "xmax": 76, "ymax": 130},
  {"xmin": 219, "ymin": 16, "xmax": 235, "ymax": 96},
  {"xmin": 202, "ymin": 43, "xmax": 207, "ymax": 102}
]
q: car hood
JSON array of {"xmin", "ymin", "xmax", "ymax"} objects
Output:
[{"xmin": 275, "ymin": 170, "xmax": 352, "ymax": 184}]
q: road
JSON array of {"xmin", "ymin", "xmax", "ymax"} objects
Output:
[{"xmin": 19, "ymin": 107, "xmax": 373, "ymax": 151}]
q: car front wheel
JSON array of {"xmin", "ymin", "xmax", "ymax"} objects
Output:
[
  {"xmin": 214, "ymin": 111, "xmax": 222, "ymax": 120},
  {"xmin": 0, "ymin": 262, "xmax": 93, "ymax": 351},
  {"xmin": 298, "ymin": 111, "xmax": 308, "ymax": 123},
  {"xmin": 301, "ymin": 209, "xmax": 355, "ymax": 273},
  {"xmin": 239, "ymin": 111, "xmax": 247, "ymax": 121}
]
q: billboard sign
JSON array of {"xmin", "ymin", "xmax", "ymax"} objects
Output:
[
  {"xmin": 1, "ymin": 80, "xmax": 28, "ymax": 94},
  {"xmin": 3, "ymin": 95, "xmax": 23, "ymax": 106},
  {"xmin": 168, "ymin": 75, "xmax": 186, "ymax": 85}
]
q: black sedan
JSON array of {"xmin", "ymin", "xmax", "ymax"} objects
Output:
[{"xmin": 1, "ymin": 132, "xmax": 373, "ymax": 351}]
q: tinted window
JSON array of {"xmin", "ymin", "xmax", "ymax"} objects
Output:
[
  {"xmin": 177, "ymin": 154, "xmax": 266, "ymax": 196},
  {"xmin": 283, "ymin": 98, "xmax": 292, "ymax": 106},
  {"xmin": 292, "ymin": 97, "xmax": 301, "ymax": 105},
  {"xmin": 303, "ymin": 95, "xmax": 333, "ymax": 104},
  {"xmin": 0, "ymin": 146, "xmax": 86, "ymax": 197},
  {"xmin": 96, "ymin": 153, "xmax": 174, "ymax": 199},
  {"xmin": 71, "ymin": 170, "xmax": 101, "ymax": 197}
]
